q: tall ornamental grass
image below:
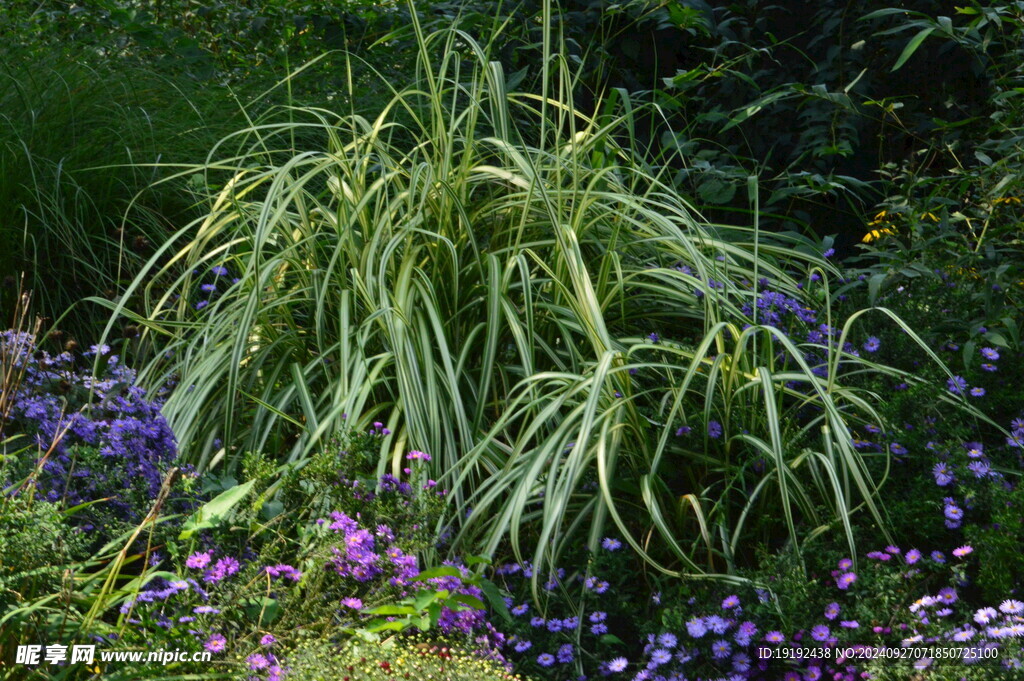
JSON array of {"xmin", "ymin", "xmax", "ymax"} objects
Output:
[{"xmin": 100, "ymin": 10, "xmax": 945, "ymax": 579}]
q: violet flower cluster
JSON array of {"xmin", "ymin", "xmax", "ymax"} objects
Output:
[{"xmin": 1, "ymin": 330, "xmax": 179, "ymax": 520}]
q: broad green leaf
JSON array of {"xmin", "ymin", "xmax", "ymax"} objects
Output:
[
  {"xmin": 178, "ymin": 479, "xmax": 255, "ymax": 540},
  {"xmin": 410, "ymin": 566, "xmax": 463, "ymax": 581},
  {"xmin": 366, "ymin": 605, "xmax": 418, "ymax": 616}
]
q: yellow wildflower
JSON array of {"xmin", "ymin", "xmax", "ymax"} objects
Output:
[{"xmin": 862, "ymin": 228, "xmax": 895, "ymax": 243}]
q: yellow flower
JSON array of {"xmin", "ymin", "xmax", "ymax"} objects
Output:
[
  {"xmin": 862, "ymin": 228, "xmax": 895, "ymax": 243},
  {"xmin": 993, "ymin": 196, "xmax": 1021, "ymax": 205},
  {"xmin": 919, "ymin": 212, "xmax": 939, "ymax": 222}
]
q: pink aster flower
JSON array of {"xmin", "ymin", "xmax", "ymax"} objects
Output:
[
  {"xmin": 952, "ymin": 545, "xmax": 973, "ymax": 558},
  {"xmin": 836, "ymin": 572, "xmax": 858, "ymax": 590},
  {"xmin": 185, "ymin": 551, "xmax": 213, "ymax": 569},
  {"xmin": 204, "ymin": 633, "xmax": 226, "ymax": 653}
]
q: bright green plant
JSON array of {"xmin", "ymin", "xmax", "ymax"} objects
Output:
[
  {"xmin": 283, "ymin": 633, "xmax": 532, "ymax": 681},
  {"xmin": 96, "ymin": 4, "xmax": 970, "ymax": 587}
]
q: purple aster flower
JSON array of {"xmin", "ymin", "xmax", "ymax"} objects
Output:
[
  {"xmin": 602, "ymin": 537, "xmax": 622, "ymax": 551},
  {"xmin": 890, "ymin": 442, "xmax": 907, "ymax": 455},
  {"xmin": 836, "ymin": 572, "xmax": 857, "ymax": 590},
  {"xmin": 707, "ymin": 420, "xmax": 723, "ymax": 439},
  {"xmin": 648, "ymin": 648, "xmax": 671, "ymax": 667},
  {"xmin": 204, "ymin": 634, "xmax": 226, "ymax": 653},
  {"xmin": 980, "ymin": 347, "xmax": 1000, "ymax": 360},
  {"xmin": 589, "ymin": 611, "xmax": 607, "ymax": 623},
  {"xmin": 341, "ymin": 597, "xmax": 363, "ymax": 609},
  {"xmin": 657, "ymin": 633, "xmax": 677, "ymax": 648},
  {"xmin": 970, "ymin": 387, "xmax": 985, "ymax": 397},
  {"xmin": 824, "ymin": 602, "xmax": 840, "ymax": 620},
  {"xmin": 247, "ymin": 653, "xmax": 270, "ymax": 670},
  {"xmin": 260, "ymin": 634, "xmax": 276, "ymax": 646},
  {"xmin": 952, "ymin": 628, "xmax": 976, "ymax": 641},
  {"xmin": 722, "ymin": 595, "xmax": 740, "ymax": 609},
  {"xmin": 514, "ymin": 640, "xmax": 532, "ymax": 652},
  {"xmin": 648, "ymin": 332, "xmax": 660, "ymax": 343},
  {"xmin": 711, "ymin": 640, "xmax": 731, "ymax": 659},
  {"xmin": 732, "ymin": 652, "xmax": 751, "ymax": 672},
  {"xmin": 811, "ymin": 625, "xmax": 830, "ymax": 641},
  {"xmin": 607, "ymin": 657, "xmax": 628, "ymax": 673},
  {"xmin": 686, "ymin": 618, "xmax": 707, "ymax": 638},
  {"xmin": 905, "ymin": 549, "xmax": 922, "ymax": 565},
  {"xmin": 863, "ymin": 337, "xmax": 881, "ymax": 353},
  {"xmin": 511, "ymin": 603, "xmax": 529, "ymax": 616},
  {"xmin": 947, "ymin": 375, "xmax": 968, "ymax": 395},
  {"xmin": 186, "ymin": 551, "xmax": 212, "ymax": 569},
  {"xmin": 975, "ymin": 607, "xmax": 997, "ymax": 625},
  {"xmin": 932, "ymin": 462, "xmax": 955, "ymax": 486},
  {"xmin": 556, "ymin": 643, "xmax": 574, "ymax": 663},
  {"xmin": 764, "ymin": 631, "xmax": 785, "ymax": 643},
  {"xmin": 963, "ymin": 443, "xmax": 984, "ymax": 459},
  {"xmin": 1000, "ymin": 600, "xmax": 1024, "ymax": 614},
  {"xmin": 823, "ymin": 248, "xmax": 835, "ymax": 258},
  {"xmin": 705, "ymin": 615, "xmax": 729, "ymax": 634},
  {"xmin": 203, "ymin": 557, "xmax": 240, "ymax": 584},
  {"xmin": 967, "ymin": 460, "xmax": 991, "ymax": 478},
  {"xmin": 944, "ymin": 504, "xmax": 963, "ymax": 521},
  {"xmin": 981, "ymin": 363, "xmax": 997, "ymax": 372},
  {"xmin": 837, "ymin": 558, "xmax": 853, "ymax": 570},
  {"xmin": 211, "ymin": 265, "xmax": 229, "ymax": 276},
  {"xmin": 840, "ymin": 620, "xmax": 859, "ymax": 628},
  {"xmin": 675, "ymin": 425, "xmax": 692, "ymax": 436},
  {"xmin": 537, "ymin": 653, "xmax": 555, "ymax": 667},
  {"xmin": 193, "ymin": 606, "xmax": 220, "ymax": 615}
]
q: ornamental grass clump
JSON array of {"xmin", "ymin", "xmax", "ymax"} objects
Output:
[{"xmin": 104, "ymin": 6, "xmax": 955, "ymax": 581}]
